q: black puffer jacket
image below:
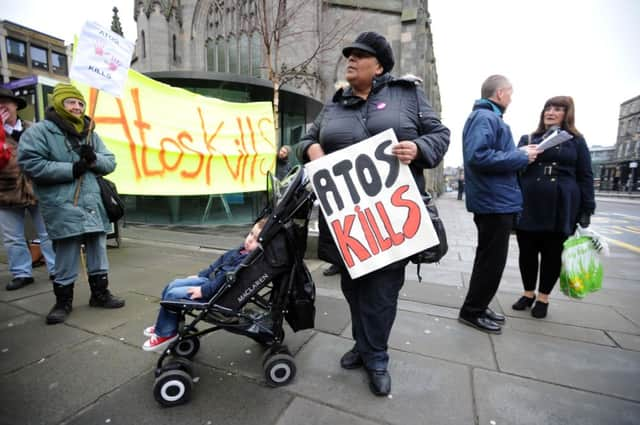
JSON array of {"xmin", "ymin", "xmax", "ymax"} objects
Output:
[{"xmin": 295, "ymin": 73, "xmax": 450, "ymax": 265}]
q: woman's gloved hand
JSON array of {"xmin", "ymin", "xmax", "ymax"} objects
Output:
[
  {"xmin": 72, "ymin": 160, "xmax": 89, "ymax": 178},
  {"xmin": 76, "ymin": 144, "xmax": 97, "ymax": 164},
  {"xmin": 578, "ymin": 212, "xmax": 591, "ymax": 228}
]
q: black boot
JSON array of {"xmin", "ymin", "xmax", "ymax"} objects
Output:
[
  {"xmin": 46, "ymin": 283, "xmax": 74, "ymax": 325},
  {"xmin": 88, "ymin": 274, "xmax": 125, "ymax": 308}
]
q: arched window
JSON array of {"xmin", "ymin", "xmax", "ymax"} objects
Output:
[
  {"xmin": 228, "ymin": 35, "xmax": 238, "ymax": 73},
  {"xmin": 251, "ymin": 32, "xmax": 262, "ymax": 77},
  {"xmin": 216, "ymin": 37, "xmax": 226, "ymax": 72},
  {"xmin": 239, "ymin": 33, "xmax": 249, "ymax": 75},
  {"xmin": 141, "ymin": 30, "xmax": 146, "ymax": 58},
  {"xmin": 205, "ymin": 1, "xmax": 263, "ymax": 77},
  {"xmin": 206, "ymin": 38, "xmax": 215, "ymax": 71}
]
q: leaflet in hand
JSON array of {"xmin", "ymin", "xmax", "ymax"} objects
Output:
[{"xmin": 536, "ymin": 128, "xmax": 572, "ymax": 152}]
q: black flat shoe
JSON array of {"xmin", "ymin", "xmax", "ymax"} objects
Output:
[
  {"xmin": 531, "ymin": 301, "xmax": 549, "ymax": 319},
  {"xmin": 367, "ymin": 369, "xmax": 391, "ymax": 396},
  {"xmin": 512, "ymin": 295, "xmax": 535, "ymax": 311},
  {"xmin": 484, "ymin": 307, "xmax": 505, "ymax": 323},
  {"xmin": 323, "ymin": 264, "xmax": 340, "ymax": 276},
  {"xmin": 458, "ymin": 314, "xmax": 502, "ymax": 334},
  {"xmin": 340, "ymin": 348, "xmax": 363, "ymax": 369},
  {"xmin": 6, "ymin": 277, "xmax": 35, "ymax": 291}
]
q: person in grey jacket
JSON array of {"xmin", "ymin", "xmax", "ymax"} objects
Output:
[
  {"xmin": 18, "ymin": 83, "xmax": 125, "ymax": 325},
  {"xmin": 295, "ymin": 32, "xmax": 449, "ymax": 396},
  {"xmin": 458, "ymin": 75, "xmax": 537, "ymax": 334}
]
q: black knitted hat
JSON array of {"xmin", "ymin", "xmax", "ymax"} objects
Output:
[{"xmin": 342, "ymin": 32, "xmax": 394, "ymax": 74}]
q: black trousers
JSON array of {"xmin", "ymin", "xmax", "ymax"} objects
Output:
[
  {"xmin": 460, "ymin": 213, "xmax": 515, "ymax": 318},
  {"xmin": 341, "ymin": 265, "xmax": 405, "ymax": 371},
  {"xmin": 516, "ymin": 230, "xmax": 568, "ymax": 295}
]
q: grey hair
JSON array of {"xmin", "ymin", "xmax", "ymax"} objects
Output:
[{"xmin": 481, "ymin": 75, "xmax": 511, "ymax": 99}]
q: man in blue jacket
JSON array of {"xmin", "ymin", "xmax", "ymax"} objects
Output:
[{"xmin": 458, "ymin": 75, "xmax": 537, "ymax": 334}]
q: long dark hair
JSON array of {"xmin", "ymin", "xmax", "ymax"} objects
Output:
[{"xmin": 533, "ymin": 96, "xmax": 582, "ymax": 137}]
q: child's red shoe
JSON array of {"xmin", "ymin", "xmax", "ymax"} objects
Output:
[{"xmin": 142, "ymin": 334, "xmax": 177, "ymax": 352}]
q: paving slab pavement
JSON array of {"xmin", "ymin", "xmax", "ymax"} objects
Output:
[{"xmin": 1, "ymin": 192, "xmax": 639, "ymax": 424}]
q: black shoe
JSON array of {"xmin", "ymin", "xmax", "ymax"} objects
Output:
[
  {"xmin": 6, "ymin": 277, "xmax": 35, "ymax": 291},
  {"xmin": 484, "ymin": 307, "xmax": 505, "ymax": 323},
  {"xmin": 88, "ymin": 274, "xmax": 125, "ymax": 309},
  {"xmin": 340, "ymin": 348, "xmax": 363, "ymax": 369},
  {"xmin": 531, "ymin": 301, "xmax": 548, "ymax": 319},
  {"xmin": 458, "ymin": 314, "xmax": 502, "ymax": 334},
  {"xmin": 323, "ymin": 264, "xmax": 340, "ymax": 276},
  {"xmin": 46, "ymin": 301, "xmax": 72, "ymax": 324},
  {"xmin": 46, "ymin": 283, "xmax": 74, "ymax": 325},
  {"xmin": 512, "ymin": 295, "xmax": 535, "ymax": 311},
  {"xmin": 367, "ymin": 369, "xmax": 391, "ymax": 396}
]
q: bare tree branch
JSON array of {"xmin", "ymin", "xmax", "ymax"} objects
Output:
[{"xmin": 255, "ymin": 0, "xmax": 359, "ymax": 134}]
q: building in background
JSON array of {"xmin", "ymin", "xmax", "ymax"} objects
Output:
[
  {"xmin": 0, "ymin": 20, "xmax": 70, "ymax": 121},
  {"xmin": 589, "ymin": 145, "xmax": 615, "ymax": 190},
  {"xmin": 600, "ymin": 95, "xmax": 640, "ymax": 192},
  {"xmin": 132, "ymin": 0, "xmax": 447, "ymax": 225}
]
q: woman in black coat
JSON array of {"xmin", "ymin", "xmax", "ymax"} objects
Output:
[
  {"xmin": 295, "ymin": 32, "xmax": 449, "ymax": 396},
  {"xmin": 512, "ymin": 96, "xmax": 595, "ymax": 318}
]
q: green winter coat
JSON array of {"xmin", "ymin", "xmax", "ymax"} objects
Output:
[{"xmin": 17, "ymin": 119, "xmax": 116, "ymax": 240}]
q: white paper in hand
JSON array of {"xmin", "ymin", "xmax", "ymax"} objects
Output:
[{"xmin": 536, "ymin": 128, "xmax": 573, "ymax": 152}]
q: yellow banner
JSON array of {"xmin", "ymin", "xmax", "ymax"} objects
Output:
[{"xmin": 77, "ymin": 70, "xmax": 276, "ymax": 195}]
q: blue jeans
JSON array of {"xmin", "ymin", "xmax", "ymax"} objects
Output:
[
  {"xmin": 0, "ymin": 204, "xmax": 55, "ymax": 278},
  {"xmin": 52, "ymin": 233, "xmax": 109, "ymax": 285},
  {"xmin": 154, "ymin": 277, "xmax": 209, "ymax": 337}
]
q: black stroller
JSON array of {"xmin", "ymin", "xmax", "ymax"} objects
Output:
[{"xmin": 152, "ymin": 166, "xmax": 316, "ymax": 406}]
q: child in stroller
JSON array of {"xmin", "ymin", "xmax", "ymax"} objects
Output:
[
  {"xmin": 148, "ymin": 167, "xmax": 316, "ymax": 407},
  {"xmin": 142, "ymin": 217, "xmax": 268, "ymax": 352}
]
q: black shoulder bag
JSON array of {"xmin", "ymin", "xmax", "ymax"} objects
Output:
[
  {"xmin": 97, "ymin": 176, "xmax": 125, "ymax": 223},
  {"xmin": 409, "ymin": 194, "xmax": 448, "ymax": 281},
  {"xmin": 69, "ymin": 134, "xmax": 125, "ymax": 224},
  {"xmin": 408, "ymin": 86, "xmax": 448, "ymax": 282}
]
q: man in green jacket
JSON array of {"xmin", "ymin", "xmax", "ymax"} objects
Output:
[{"xmin": 18, "ymin": 83, "xmax": 125, "ymax": 324}]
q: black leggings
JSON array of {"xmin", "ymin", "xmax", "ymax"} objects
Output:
[{"xmin": 516, "ymin": 230, "xmax": 568, "ymax": 295}]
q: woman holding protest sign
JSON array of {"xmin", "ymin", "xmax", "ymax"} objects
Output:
[
  {"xmin": 294, "ymin": 32, "xmax": 449, "ymax": 396},
  {"xmin": 512, "ymin": 96, "xmax": 595, "ymax": 318},
  {"xmin": 18, "ymin": 83, "xmax": 125, "ymax": 325}
]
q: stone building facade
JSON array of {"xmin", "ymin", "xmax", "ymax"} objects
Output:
[
  {"xmin": 600, "ymin": 95, "xmax": 640, "ymax": 192},
  {"xmin": 130, "ymin": 0, "xmax": 447, "ymax": 224},
  {"xmin": 134, "ymin": 1, "xmax": 442, "ymax": 106}
]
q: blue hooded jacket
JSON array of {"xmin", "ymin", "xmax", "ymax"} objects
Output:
[
  {"xmin": 462, "ymin": 99, "xmax": 529, "ymax": 214},
  {"xmin": 196, "ymin": 247, "xmax": 248, "ymax": 300}
]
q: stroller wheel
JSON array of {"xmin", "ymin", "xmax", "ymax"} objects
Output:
[
  {"xmin": 263, "ymin": 353, "xmax": 296, "ymax": 387},
  {"xmin": 153, "ymin": 370, "xmax": 193, "ymax": 407},
  {"xmin": 173, "ymin": 336, "xmax": 200, "ymax": 359},
  {"xmin": 261, "ymin": 345, "xmax": 290, "ymax": 366},
  {"xmin": 162, "ymin": 356, "xmax": 194, "ymax": 375}
]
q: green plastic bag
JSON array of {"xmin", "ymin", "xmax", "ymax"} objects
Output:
[{"xmin": 559, "ymin": 231, "xmax": 603, "ymax": 298}]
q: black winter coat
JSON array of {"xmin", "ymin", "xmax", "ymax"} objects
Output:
[
  {"xmin": 515, "ymin": 133, "xmax": 595, "ymax": 236},
  {"xmin": 295, "ymin": 73, "xmax": 450, "ymax": 266}
]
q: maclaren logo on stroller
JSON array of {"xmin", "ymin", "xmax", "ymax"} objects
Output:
[{"xmin": 237, "ymin": 272, "xmax": 269, "ymax": 304}]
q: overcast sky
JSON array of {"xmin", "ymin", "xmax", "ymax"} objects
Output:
[{"xmin": 3, "ymin": 0, "xmax": 640, "ymax": 167}]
